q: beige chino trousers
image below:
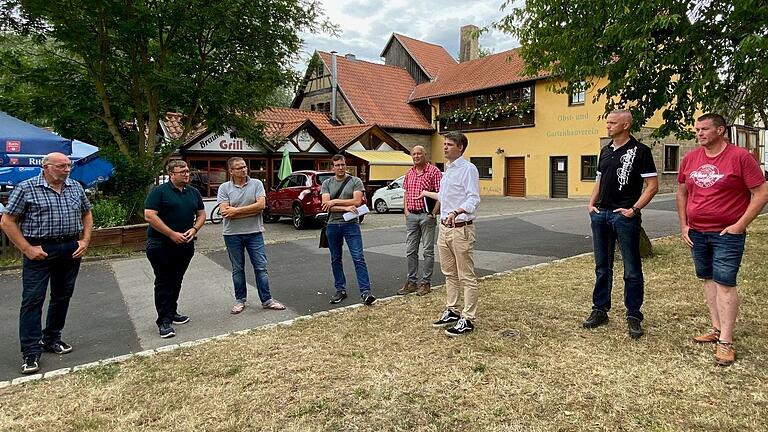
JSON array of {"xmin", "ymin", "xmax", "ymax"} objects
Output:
[{"xmin": 437, "ymin": 223, "xmax": 478, "ymax": 319}]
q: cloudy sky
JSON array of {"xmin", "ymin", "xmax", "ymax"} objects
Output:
[{"xmin": 295, "ymin": 0, "xmax": 523, "ymax": 70}]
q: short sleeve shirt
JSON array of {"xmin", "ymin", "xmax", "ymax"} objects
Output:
[
  {"xmin": 217, "ymin": 177, "xmax": 266, "ymax": 235},
  {"xmin": 403, "ymin": 163, "xmax": 442, "ymax": 211},
  {"xmin": 321, "ymin": 175, "xmax": 365, "ymax": 224},
  {"xmin": 144, "ymin": 182, "xmax": 204, "ymax": 239},
  {"xmin": 596, "ymin": 136, "xmax": 657, "ymax": 209},
  {"xmin": 678, "ymin": 144, "xmax": 765, "ymax": 231},
  {"xmin": 4, "ymin": 174, "xmax": 92, "ymax": 238}
]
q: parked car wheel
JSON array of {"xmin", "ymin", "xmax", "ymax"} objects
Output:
[
  {"xmin": 374, "ymin": 199, "xmax": 389, "ymax": 214},
  {"xmin": 263, "ymin": 207, "xmax": 279, "ymax": 223},
  {"xmin": 292, "ymin": 204, "xmax": 305, "ymax": 230}
]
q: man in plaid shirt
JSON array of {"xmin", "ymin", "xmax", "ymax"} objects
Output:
[
  {"xmin": 397, "ymin": 145, "xmax": 442, "ymax": 296},
  {"xmin": 1, "ymin": 152, "xmax": 93, "ymax": 374}
]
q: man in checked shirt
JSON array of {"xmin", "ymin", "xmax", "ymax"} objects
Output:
[
  {"xmin": 2, "ymin": 152, "xmax": 93, "ymax": 374},
  {"xmin": 397, "ymin": 145, "xmax": 442, "ymax": 297}
]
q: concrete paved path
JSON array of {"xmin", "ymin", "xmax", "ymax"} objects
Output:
[{"xmin": 0, "ymin": 195, "xmax": 685, "ymax": 379}]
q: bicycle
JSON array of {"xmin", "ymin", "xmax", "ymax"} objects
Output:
[{"xmin": 210, "ymin": 202, "xmax": 223, "ymax": 224}]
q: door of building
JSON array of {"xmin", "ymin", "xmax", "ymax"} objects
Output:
[
  {"xmin": 550, "ymin": 156, "xmax": 568, "ymax": 198},
  {"xmin": 505, "ymin": 157, "xmax": 525, "ymax": 197}
]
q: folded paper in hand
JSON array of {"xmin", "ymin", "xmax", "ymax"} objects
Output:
[{"xmin": 343, "ymin": 204, "xmax": 370, "ymax": 221}]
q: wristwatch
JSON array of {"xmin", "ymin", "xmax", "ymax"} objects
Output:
[{"xmin": 631, "ymin": 206, "xmax": 641, "ymax": 215}]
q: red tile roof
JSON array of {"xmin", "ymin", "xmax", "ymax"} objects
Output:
[
  {"xmin": 256, "ymin": 107, "xmax": 335, "ymax": 128},
  {"xmin": 320, "ymin": 124, "xmax": 373, "ymax": 149},
  {"xmin": 318, "ymin": 51, "xmax": 433, "ymax": 131},
  {"xmin": 255, "ymin": 107, "xmax": 336, "ymax": 141},
  {"xmin": 409, "ymin": 48, "xmax": 549, "ymax": 101},
  {"xmin": 162, "ymin": 112, "xmax": 207, "ymax": 142},
  {"xmin": 386, "ymin": 33, "xmax": 457, "ymax": 79}
]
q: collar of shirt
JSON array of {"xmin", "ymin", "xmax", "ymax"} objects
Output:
[
  {"xmin": 446, "ymin": 156, "xmax": 468, "ymax": 170},
  {"xmin": 33, "ymin": 174, "xmax": 74, "ymax": 191},
  {"xmin": 232, "ymin": 177, "xmax": 252, "ymax": 188}
]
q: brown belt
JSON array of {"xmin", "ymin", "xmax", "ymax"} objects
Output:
[{"xmin": 441, "ymin": 220, "xmax": 473, "ymax": 228}]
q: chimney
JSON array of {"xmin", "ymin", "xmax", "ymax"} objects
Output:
[
  {"xmin": 345, "ymin": 53, "xmax": 356, "ymax": 61},
  {"xmin": 330, "ymin": 51, "xmax": 338, "ymax": 123},
  {"xmin": 459, "ymin": 25, "xmax": 479, "ymax": 63}
]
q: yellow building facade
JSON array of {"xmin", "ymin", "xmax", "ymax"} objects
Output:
[{"xmin": 429, "ymin": 78, "xmax": 684, "ymax": 198}]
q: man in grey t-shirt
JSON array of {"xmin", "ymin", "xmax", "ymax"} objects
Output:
[
  {"xmin": 217, "ymin": 157, "xmax": 285, "ymax": 314},
  {"xmin": 321, "ymin": 154, "xmax": 376, "ymax": 306}
]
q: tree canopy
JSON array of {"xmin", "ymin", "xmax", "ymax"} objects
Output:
[
  {"xmin": 1, "ymin": 0, "xmax": 332, "ymax": 160},
  {"xmin": 497, "ymin": 0, "xmax": 768, "ymax": 137},
  {"xmin": 1, "ymin": 0, "xmax": 332, "ymax": 218}
]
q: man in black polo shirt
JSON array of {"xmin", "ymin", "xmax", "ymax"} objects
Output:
[
  {"xmin": 144, "ymin": 160, "xmax": 205, "ymax": 338},
  {"xmin": 584, "ymin": 110, "xmax": 658, "ymax": 339}
]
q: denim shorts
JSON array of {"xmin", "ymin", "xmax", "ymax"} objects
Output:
[{"xmin": 688, "ymin": 229, "xmax": 746, "ymax": 287}]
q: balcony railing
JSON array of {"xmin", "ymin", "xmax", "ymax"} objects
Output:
[{"xmin": 439, "ymin": 110, "xmax": 535, "ymax": 133}]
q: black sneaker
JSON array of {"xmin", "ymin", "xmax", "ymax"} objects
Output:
[
  {"xmin": 172, "ymin": 314, "xmax": 190, "ymax": 325},
  {"xmin": 445, "ymin": 317, "xmax": 475, "ymax": 337},
  {"xmin": 362, "ymin": 292, "xmax": 377, "ymax": 306},
  {"xmin": 432, "ymin": 309, "xmax": 461, "ymax": 327},
  {"xmin": 159, "ymin": 322, "xmax": 176, "ymax": 338},
  {"xmin": 329, "ymin": 290, "xmax": 347, "ymax": 304},
  {"xmin": 42, "ymin": 340, "xmax": 73, "ymax": 355},
  {"xmin": 582, "ymin": 310, "xmax": 609, "ymax": 328},
  {"xmin": 21, "ymin": 353, "xmax": 40, "ymax": 374},
  {"xmin": 627, "ymin": 317, "xmax": 644, "ymax": 339}
]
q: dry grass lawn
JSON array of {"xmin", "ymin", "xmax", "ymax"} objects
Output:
[{"xmin": 1, "ymin": 220, "xmax": 767, "ymax": 431}]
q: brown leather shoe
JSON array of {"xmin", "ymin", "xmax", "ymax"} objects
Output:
[
  {"xmin": 714, "ymin": 342, "xmax": 736, "ymax": 366},
  {"xmin": 416, "ymin": 282, "xmax": 431, "ymax": 296},
  {"xmin": 692, "ymin": 327, "xmax": 720, "ymax": 343},
  {"xmin": 397, "ymin": 281, "xmax": 418, "ymax": 295}
]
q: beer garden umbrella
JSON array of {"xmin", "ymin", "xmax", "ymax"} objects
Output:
[
  {"xmin": 0, "ymin": 112, "xmax": 72, "ymax": 166},
  {"xmin": 278, "ymin": 147, "xmax": 292, "ymax": 180}
]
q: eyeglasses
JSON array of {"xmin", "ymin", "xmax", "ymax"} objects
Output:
[
  {"xmin": 46, "ymin": 163, "xmax": 72, "ymax": 169},
  {"xmin": 232, "ymin": 166, "xmax": 248, "ymax": 170},
  {"xmin": 171, "ymin": 169, "xmax": 190, "ymax": 175}
]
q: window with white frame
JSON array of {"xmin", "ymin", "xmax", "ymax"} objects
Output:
[{"xmin": 569, "ymin": 81, "xmax": 586, "ymax": 105}]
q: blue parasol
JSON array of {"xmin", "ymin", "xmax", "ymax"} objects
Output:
[{"xmin": 0, "ymin": 112, "xmax": 72, "ymax": 165}]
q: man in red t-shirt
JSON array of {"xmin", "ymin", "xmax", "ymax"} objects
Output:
[
  {"xmin": 677, "ymin": 113, "xmax": 768, "ymax": 366},
  {"xmin": 397, "ymin": 145, "xmax": 442, "ymax": 296}
]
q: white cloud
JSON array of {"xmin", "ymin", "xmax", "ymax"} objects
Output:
[{"xmin": 295, "ymin": 0, "xmax": 522, "ymax": 71}]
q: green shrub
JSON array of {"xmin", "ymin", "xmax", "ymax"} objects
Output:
[{"xmin": 91, "ymin": 198, "xmax": 129, "ymax": 228}]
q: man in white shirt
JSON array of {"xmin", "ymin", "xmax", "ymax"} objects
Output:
[{"xmin": 429, "ymin": 132, "xmax": 481, "ymax": 336}]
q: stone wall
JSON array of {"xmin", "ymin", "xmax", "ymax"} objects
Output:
[
  {"xmin": 387, "ymin": 133, "xmax": 433, "ymax": 159},
  {"xmin": 635, "ymin": 127, "xmax": 697, "ymax": 193}
]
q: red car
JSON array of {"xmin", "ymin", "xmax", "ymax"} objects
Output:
[{"xmin": 264, "ymin": 170, "xmax": 365, "ymax": 229}]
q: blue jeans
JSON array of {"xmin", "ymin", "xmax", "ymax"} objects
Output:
[
  {"xmin": 224, "ymin": 232, "xmax": 272, "ymax": 304},
  {"xmin": 20, "ymin": 239, "xmax": 81, "ymax": 355},
  {"xmin": 326, "ymin": 223, "xmax": 370, "ymax": 294},
  {"xmin": 590, "ymin": 210, "xmax": 644, "ymax": 320},
  {"xmin": 688, "ymin": 230, "xmax": 746, "ymax": 287}
]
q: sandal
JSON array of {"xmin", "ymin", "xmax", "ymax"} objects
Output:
[
  {"xmin": 262, "ymin": 299, "xmax": 286, "ymax": 310},
  {"xmin": 230, "ymin": 302, "xmax": 246, "ymax": 315}
]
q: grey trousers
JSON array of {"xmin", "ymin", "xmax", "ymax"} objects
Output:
[{"xmin": 405, "ymin": 212, "xmax": 437, "ymax": 284}]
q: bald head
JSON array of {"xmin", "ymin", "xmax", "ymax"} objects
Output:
[
  {"xmin": 606, "ymin": 110, "xmax": 633, "ymax": 142},
  {"xmin": 411, "ymin": 145, "xmax": 427, "ymax": 167},
  {"xmin": 42, "ymin": 152, "xmax": 72, "ymax": 186}
]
